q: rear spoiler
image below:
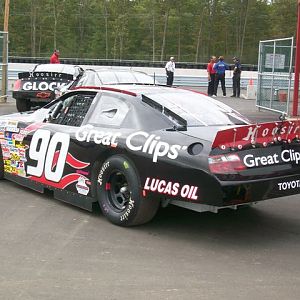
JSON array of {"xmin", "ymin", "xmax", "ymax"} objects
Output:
[
  {"xmin": 18, "ymin": 71, "xmax": 74, "ymax": 81},
  {"xmin": 212, "ymin": 120, "xmax": 300, "ymax": 150}
]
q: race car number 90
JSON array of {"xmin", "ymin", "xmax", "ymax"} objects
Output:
[{"xmin": 27, "ymin": 129, "xmax": 70, "ymax": 182}]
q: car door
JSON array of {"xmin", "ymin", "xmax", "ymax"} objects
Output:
[{"xmin": 22, "ymin": 91, "xmax": 99, "ymax": 196}]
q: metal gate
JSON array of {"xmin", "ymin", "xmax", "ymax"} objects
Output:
[
  {"xmin": 256, "ymin": 37, "xmax": 294, "ymax": 115},
  {"xmin": 0, "ymin": 31, "xmax": 8, "ymax": 102}
]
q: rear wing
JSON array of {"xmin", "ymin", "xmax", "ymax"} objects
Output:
[
  {"xmin": 18, "ymin": 71, "xmax": 74, "ymax": 81},
  {"xmin": 212, "ymin": 120, "xmax": 300, "ymax": 150}
]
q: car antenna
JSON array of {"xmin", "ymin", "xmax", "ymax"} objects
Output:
[
  {"xmin": 153, "ymin": 72, "xmax": 156, "ymax": 85},
  {"xmin": 279, "ymin": 112, "xmax": 287, "ymax": 121}
]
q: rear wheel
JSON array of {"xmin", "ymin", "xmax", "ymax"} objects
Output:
[
  {"xmin": 16, "ymin": 98, "xmax": 31, "ymax": 112},
  {"xmin": 96, "ymin": 155, "xmax": 159, "ymax": 226}
]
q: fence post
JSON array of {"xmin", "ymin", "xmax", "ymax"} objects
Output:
[{"xmin": 293, "ymin": 0, "xmax": 300, "ymax": 116}]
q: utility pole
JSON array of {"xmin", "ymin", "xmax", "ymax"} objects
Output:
[
  {"xmin": 293, "ymin": 0, "xmax": 300, "ymax": 116},
  {"xmin": 1, "ymin": 0, "xmax": 10, "ymax": 103}
]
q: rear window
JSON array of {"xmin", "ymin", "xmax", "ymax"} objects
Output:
[
  {"xmin": 134, "ymin": 72, "xmax": 155, "ymax": 84},
  {"xmin": 144, "ymin": 90, "xmax": 249, "ymax": 126},
  {"xmin": 96, "ymin": 71, "xmax": 119, "ymax": 84}
]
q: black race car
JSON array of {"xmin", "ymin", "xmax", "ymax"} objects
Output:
[
  {"xmin": 1, "ymin": 85, "xmax": 300, "ymax": 226},
  {"xmin": 13, "ymin": 64, "xmax": 83, "ymax": 112}
]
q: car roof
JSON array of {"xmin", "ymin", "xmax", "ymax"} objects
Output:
[
  {"xmin": 34, "ymin": 64, "xmax": 82, "ymax": 75},
  {"xmin": 65, "ymin": 85, "xmax": 249, "ymax": 127},
  {"xmin": 82, "ymin": 68, "xmax": 157, "ymax": 85}
]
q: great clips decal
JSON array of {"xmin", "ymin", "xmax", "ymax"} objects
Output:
[
  {"xmin": 243, "ymin": 149, "xmax": 300, "ymax": 168},
  {"xmin": 212, "ymin": 120, "xmax": 300, "ymax": 150}
]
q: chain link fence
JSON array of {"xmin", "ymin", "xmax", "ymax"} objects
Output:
[{"xmin": 256, "ymin": 37, "xmax": 294, "ymax": 115}]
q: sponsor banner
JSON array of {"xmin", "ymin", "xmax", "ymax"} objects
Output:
[{"xmin": 212, "ymin": 120, "xmax": 300, "ymax": 150}]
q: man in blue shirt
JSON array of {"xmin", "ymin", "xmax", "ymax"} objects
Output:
[
  {"xmin": 213, "ymin": 56, "xmax": 229, "ymax": 97},
  {"xmin": 231, "ymin": 57, "xmax": 242, "ymax": 98}
]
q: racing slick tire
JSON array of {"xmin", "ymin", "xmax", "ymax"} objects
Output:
[
  {"xmin": 96, "ymin": 155, "xmax": 159, "ymax": 226},
  {"xmin": 0, "ymin": 148, "xmax": 4, "ymax": 179},
  {"xmin": 16, "ymin": 98, "xmax": 31, "ymax": 112}
]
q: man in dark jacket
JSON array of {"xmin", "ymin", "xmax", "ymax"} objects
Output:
[
  {"xmin": 213, "ymin": 56, "xmax": 229, "ymax": 97},
  {"xmin": 50, "ymin": 49, "xmax": 60, "ymax": 64},
  {"xmin": 231, "ymin": 57, "xmax": 242, "ymax": 98}
]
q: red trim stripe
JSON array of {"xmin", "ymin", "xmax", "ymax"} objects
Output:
[{"xmin": 72, "ymin": 86, "xmax": 137, "ymax": 97}]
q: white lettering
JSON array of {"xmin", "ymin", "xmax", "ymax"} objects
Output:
[
  {"xmin": 278, "ymin": 180, "xmax": 300, "ymax": 191},
  {"xmin": 126, "ymin": 131, "xmax": 186, "ymax": 162}
]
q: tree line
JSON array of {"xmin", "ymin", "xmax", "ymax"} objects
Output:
[{"xmin": 0, "ymin": 0, "xmax": 297, "ymax": 64}]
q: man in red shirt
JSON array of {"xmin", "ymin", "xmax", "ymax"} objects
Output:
[
  {"xmin": 207, "ymin": 56, "xmax": 216, "ymax": 96},
  {"xmin": 50, "ymin": 49, "xmax": 60, "ymax": 64}
]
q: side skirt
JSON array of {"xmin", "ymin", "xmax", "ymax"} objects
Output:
[{"xmin": 4, "ymin": 173, "xmax": 97, "ymax": 212}]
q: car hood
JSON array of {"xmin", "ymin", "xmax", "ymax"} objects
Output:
[{"xmin": 0, "ymin": 109, "xmax": 49, "ymax": 123}]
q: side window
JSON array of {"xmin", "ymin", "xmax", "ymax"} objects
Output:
[
  {"xmin": 89, "ymin": 94, "xmax": 129, "ymax": 127},
  {"xmin": 51, "ymin": 93, "xmax": 95, "ymax": 127},
  {"xmin": 75, "ymin": 73, "xmax": 89, "ymax": 87}
]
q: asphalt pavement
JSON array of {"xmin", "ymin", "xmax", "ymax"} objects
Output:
[{"xmin": 1, "ymin": 92, "xmax": 300, "ymax": 300}]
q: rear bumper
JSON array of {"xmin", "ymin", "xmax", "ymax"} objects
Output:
[
  {"xmin": 13, "ymin": 91, "xmax": 55, "ymax": 102},
  {"xmin": 220, "ymin": 173, "xmax": 300, "ymax": 206}
]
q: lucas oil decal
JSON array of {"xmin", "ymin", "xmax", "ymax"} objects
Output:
[{"xmin": 144, "ymin": 177, "xmax": 198, "ymax": 200}]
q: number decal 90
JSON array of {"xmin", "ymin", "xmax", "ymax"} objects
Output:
[{"xmin": 27, "ymin": 129, "xmax": 70, "ymax": 182}]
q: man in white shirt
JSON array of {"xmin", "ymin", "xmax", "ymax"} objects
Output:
[{"xmin": 165, "ymin": 56, "xmax": 175, "ymax": 86}]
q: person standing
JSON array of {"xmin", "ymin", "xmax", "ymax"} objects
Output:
[
  {"xmin": 213, "ymin": 56, "xmax": 229, "ymax": 97},
  {"xmin": 231, "ymin": 57, "xmax": 242, "ymax": 98},
  {"xmin": 50, "ymin": 49, "xmax": 60, "ymax": 64},
  {"xmin": 165, "ymin": 56, "xmax": 175, "ymax": 86},
  {"xmin": 207, "ymin": 56, "xmax": 217, "ymax": 96}
]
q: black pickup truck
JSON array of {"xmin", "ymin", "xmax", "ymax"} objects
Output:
[{"xmin": 13, "ymin": 64, "xmax": 83, "ymax": 112}]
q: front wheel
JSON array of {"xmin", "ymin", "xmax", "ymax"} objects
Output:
[
  {"xmin": 96, "ymin": 155, "xmax": 159, "ymax": 226},
  {"xmin": 16, "ymin": 98, "xmax": 31, "ymax": 112}
]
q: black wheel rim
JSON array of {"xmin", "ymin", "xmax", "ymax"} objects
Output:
[{"xmin": 106, "ymin": 171, "xmax": 131, "ymax": 212}]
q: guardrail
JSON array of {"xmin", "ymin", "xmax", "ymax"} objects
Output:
[
  {"xmin": 154, "ymin": 74, "xmax": 256, "ymax": 88},
  {"xmin": 5, "ymin": 69, "xmax": 257, "ymax": 89},
  {"xmin": 8, "ymin": 56, "xmax": 259, "ymax": 71}
]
